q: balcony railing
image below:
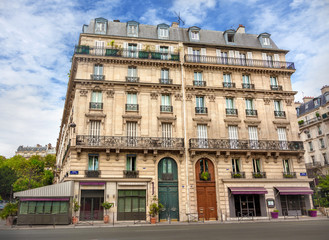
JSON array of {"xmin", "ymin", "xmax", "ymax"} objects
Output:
[
  {"xmin": 160, "ymin": 105, "xmax": 173, "ymax": 113},
  {"xmin": 274, "ymin": 111, "xmax": 286, "ymax": 118},
  {"xmin": 89, "ymin": 102, "xmax": 103, "ymax": 110},
  {"xmin": 298, "ymin": 116, "xmax": 321, "ymax": 128},
  {"xmin": 159, "ymin": 78, "xmax": 173, "ymax": 84},
  {"xmin": 126, "ymin": 104, "xmax": 139, "ymax": 111},
  {"xmin": 305, "ymin": 162, "xmax": 322, "ymax": 169},
  {"xmin": 231, "ymin": 172, "xmax": 246, "ymax": 178},
  {"xmin": 189, "ymin": 139, "xmax": 304, "ymax": 151},
  {"xmin": 246, "ymin": 109, "xmax": 257, "ymax": 116},
  {"xmin": 184, "ymin": 54, "xmax": 295, "ymax": 70},
  {"xmin": 242, "ymin": 83, "xmax": 255, "ymax": 89},
  {"xmin": 195, "ymin": 107, "xmax": 208, "ymax": 114},
  {"xmin": 90, "ymin": 74, "xmax": 105, "ymax": 81},
  {"xmin": 123, "ymin": 170, "xmax": 139, "ymax": 178},
  {"xmin": 75, "ymin": 46, "xmax": 180, "ymax": 61},
  {"xmin": 76, "ymin": 135, "xmax": 184, "ymax": 149},
  {"xmin": 223, "ymin": 82, "xmax": 236, "ymax": 88},
  {"xmin": 282, "ymin": 172, "xmax": 297, "ymax": 178},
  {"xmin": 85, "ymin": 170, "xmax": 100, "ymax": 178},
  {"xmin": 252, "ymin": 172, "xmax": 266, "ymax": 178},
  {"xmin": 270, "ymin": 85, "xmax": 283, "ymax": 91},
  {"xmin": 126, "ymin": 76, "xmax": 139, "ymax": 83},
  {"xmin": 226, "ymin": 108, "xmax": 238, "ymax": 115},
  {"xmin": 193, "ymin": 81, "xmax": 206, "ymax": 87}
]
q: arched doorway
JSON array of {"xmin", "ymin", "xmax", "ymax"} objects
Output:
[
  {"xmin": 195, "ymin": 158, "xmax": 217, "ymax": 220},
  {"xmin": 158, "ymin": 157, "xmax": 179, "ymax": 221}
]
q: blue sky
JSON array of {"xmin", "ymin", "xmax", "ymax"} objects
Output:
[{"xmin": 0, "ymin": 0, "xmax": 328, "ymax": 158}]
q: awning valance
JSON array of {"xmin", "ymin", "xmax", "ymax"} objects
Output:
[
  {"xmin": 275, "ymin": 187, "xmax": 313, "ymax": 195},
  {"xmin": 229, "ymin": 187, "xmax": 268, "ymax": 195}
]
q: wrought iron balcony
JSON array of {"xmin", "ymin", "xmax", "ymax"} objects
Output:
[
  {"xmin": 246, "ymin": 109, "xmax": 257, "ymax": 116},
  {"xmin": 160, "ymin": 173, "xmax": 174, "ymax": 181},
  {"xmin": 123, "ymin": 170, "xmax": 139, "ymax": 178},
  {"xmin": 126, "ymin": 76, "xmax": 139, "ymax": 83},
  {"xmin": 126, "ymin": 104, "xmax": 139, "ymax": 111},
  {"xmin": 160, "ymin": 105, "xmax": 173, "ymax": 113},
  {"xmin": 74, "ymin": 46, "xmax": 180, "ymax": 61},
  {"xmin": 270, "ymin": 85, "xmax": 283, "ymax": 91},
  {"xmin": 298, "ymin": 116, "xmax": 322, "ymax": 128},
  {"xmin": 189, "ymin": 138, "xmax": 304, "ymax": 151},
  {"xmin": 184, "ymin": 54, "xmax": 295, "ymax": 70},
  {"xmin": 226, "ymin": 108, "xmax": 238, "ymax": 115},
  {"xmin": 223, "ymin": 82, "xmax": 236, "ymax": 88},
  {"xmin": 242, "ymin": 83, "xmax": 255, "ymax": 89},
  {"xmin": 90, "ymin": 74, "xmax": 105, "ymax": 81},
  {"xmin": 159, "ymin": 78, "xmax": 173, "ymax": 84},
  {"xmin": 252, "ymin": 172, "xmax": 266, "ymax": 178},
  {"xmin": 89, "ymin": 102, "xmax": 103, "ymax": 110},
  {"xmin": 274, "ymin": 111, "xmax": 286, "ymax": 118},
  {"xmin": 282, "ymin": 172, "xmax": 297, "ymax": 178},
  {"xmin": 231, "ymin": 172, "xmax": 246, "ymax": 178},
  {"xmin": 76, "ymin": 135, "xmax": 184, "ymax": 150},
  {"xmin": 195, "ymin": 107, "xmax": 208, "ymax": 114},
  {"xmin": 193, "ymin": 81, "xmax": 206, "ymax": 87},
  {"xmin": 85, "ymin": 170, "xmax": 100, "ymax": 178}
]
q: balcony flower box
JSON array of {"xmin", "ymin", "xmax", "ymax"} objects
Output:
[
  {"xmin": 105, "ymin": 49, "xmax": 119, "ymax": 56},
  {"xmin": 308, "ymin": 209, "xmax": 317, "ymax": 217},
  {"xmin": 138, "ymin": 51, "xmax": 149, "ymax": 59},
  {"xmin": 271, "ymin": 210, "xmax": 279, "ymax": 219},
  {"xmin": 151, "ymin": 52, "xmax": 161, "ymax": 59},
  {"xmin": 171, "ymin": 54, "xmax": 179, "ymax": 61}
]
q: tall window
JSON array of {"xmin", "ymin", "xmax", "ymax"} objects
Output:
[
  {"xmin": 308, "ymin": 142, "xmax": 313, "ymax": 151},
  {"xmin": 94, "ymin": 65, "xmax": 103, "ymax": 76},
  {"xmin": 88, "ymin": 155, "xmax": 99, "ymax": 170},
  {"xmin": 95, "ymin": 41, "xmax": 105, "ymax": 56},
  {"xmin": 228, "ymin": 125, "xmax": 239, "ymax": 149},
  {"xmin": 128, "ymin": 66, "xmax": 137, "ymax": 77},
  {"xmin": 263, "ymin": 37, "xmax": 270, "ymax": 46},
  {"xmin": 127, "ymin": 24, "xmax": 138, "ymax": 37},
  {"xmin": 126, "ymin": 93, "xmax": 138, "ymax": 111},
  {"xmin": 160, "ymin": 46, "xmax": 169, "ymax": 60},
  {"xmin": 158, "ymin": 28, "xmax": 169, "ymax": 38},
  {"xmin": 232, "ymin": 159, "xmax": 240, "ymax": 173},
  {"xmin": 252, "ymin": 159, "xmax": 262, "ymax": 173},
  {"xmin": 221, "ymin": 52, "xmax": 228, "ymax": 64},
  {"xmin": 242, "ymin": 75, "xmax": 250, "ymax": 84},
  {"xmin": 196, "ymin": 96, "xmax": 206, "ymax": 114},
  {"xmin": 194, "ymin": 72, "xmax": 203, "ymax": 86},
  {"xmin": 191, "ymin": 31, "xmax": 199, "ymax": 40},
  {"xmin": 128, "ymin": 44, "xmax": 137, "ymax": 58},
  {"xmin": 240, "ymin": 53, "xmax": 246, "ymax": 65},
  {"xmin": 318, "ymin": 125, "xmax": 322, "ymax": 135},
  {"xmin": 323, "ymin": 153, "xmax": 328, "ymax": 165},
  {"xmin": 197, "ymin": 124, "xmax": 208, "ymax": 148},
  {"xmin": 283, "ymin": 159, "xmax": 291, "ymax": 173},
  {"xmin": 90, "ymin": 91, "xmax": 103, "ymax": 110},
  {"xmin": 127, "ymin": 122, "xmax": 137, "ymax": 146},
  {"xmin": 274, "ymin": 100, "xmax": 283, "ymax": 111},
  {"xmin": 226, "ymin": 98, "xmax": 234, "ymax": 109},
  {"xmin": 161, "ymin": 94, "xmax": 171, "ymax": 112},
  {"xmin": 161, "ymin": 69, "xmax": 169, "ymax": 79},
  {"xmin": 311, "ymin": 156, "xmax": 316, "ymax": 165},
  {"xmin": 223, "ymin": 73, "xmax": 231, "ymax": 83},
  {"xmin": 270, "ymin": 76, "xmax": 278, "ymax": 86},
  {"xmin": 319, "ymin": 138, "xmax": 325, "ymax": 149},
  {"xmin": 248, "ymin": 126, "xmax": 259, "ymax": 149},
  {"xmin": 126, "ymin": 155, "xmax": 136, "ymax": 171},
  {"xmin": 277, "ymin": 127, "xmax": 288, "ymax": 150},
  {"xmin": 162, "ymin": 123, "xmax": 172, "ymax": 147},
  {"xmin": 95, "ymin": 22, "xmax": 106, "ymax": 34},
  {"xmin": 89, "ymin": 120, "xmax": 100, "ymax": 137},
  {"xmin": 245, "ymin": 99, "xmax": 254, "ymax": 110}
]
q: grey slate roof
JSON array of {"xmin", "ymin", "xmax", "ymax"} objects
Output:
[
  {"xmin": 82, "ymin": 19, "xmax": 280, "ymax": 50},
  {"xmin": 17, "ymin": 145, "xmax": 47, "ymax": 152},
  {"xmin": 297, "ymin": 91, "xmax": 329, "ymax": 116}
]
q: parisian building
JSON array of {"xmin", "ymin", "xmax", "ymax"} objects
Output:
[
  {"xmin": 16, "ymin": 143, "xmax": 56, "ymax": 158},
  {"xmin": 296, "ymin": 86, "xmax": 329, "ymax": 178},
  {"xmin": 53, "ymin": 18, "xmax": 313, "ymax": 222}
]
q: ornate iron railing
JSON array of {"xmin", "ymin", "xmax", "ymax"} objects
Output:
[
  {"xmin": 75, "ymin": 46, "xmax": 180, "ymax": 61},
  {"xmin": 189, "ymin": 138, "xmax": 304, "ymax": 151},
  {"xmin": 126, "ymin": 104, "xmax": 139, "ymax": 111},
  {"xmin": 298, "ymin": 116, "xmax": 321, "ymax": 128},
  {"xmin": 226, "ymin": 108, "xmax": 238, "ymax": 115},
  {"xmin": 161, "ymin": 173, "xmax": 174, "ymax": 181},
  {"xmin": 123, "ymin": 170, "xmax": 139, "ymax": 178},
  {"xmin": 90, "ymin": 74, "xmax": 105, "ymax": 81},
  {"xmin": 85, "ymin": 170, "xmax": 100, "ymax": 178},
  {"xmin": 126, "ymin": 76, "xmax": 139, "ymax": 83},
  {"xmin": 246, "ymin": 109, "xmax": 257, "ymax": 116},
  {"xmin": 159, "ymin": 78, "xmax": 173, "ymax": 84},
  {"xmin": 193, "ymin": 81, "xmax": 206, "ymax": 87},
  {"xmin": 252, "ymin": 172, "xmax": 266, "ymax": 178},
  {"xmin": 282, "ymin": 172, "xmax": 297, "ymax": 178},
  {"xmin": 195, "ymin": 107, "xmax": 208, "ymax": 114},
  {"xmin": 89, "ymin": 102, "xmax": 103, "ymax": 110},
  {"xmin": 184, "ymin": 54, "xmax": 295, "ymax": 70},
  {"xmin": 223, "ymin": 82, "xmax": 236, "ymax": 88},
  {"xmin": 160, "ymin": 105, "xmax": 173, "ymax": 112},
  {"xmin": 270, "ymin": 85, "xmax": 283, "ymax": 91},
  {"xmin": 242, "ymin": 83, "xmax": 255, "ymax": 89},
  {"xmin": 231, "ymin": 172, "xmax": 246, "ymax": 178},
  {"xmin": 274, "ymin": 111, "xmax": 286, "ymax": 118},
  {"xmin": 76, "ymin": 135, "xmax": 184, "ymax": 149}
]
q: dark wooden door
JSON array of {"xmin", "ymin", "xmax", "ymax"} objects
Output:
[
  {"xmin": 195, "ymin": 159, "xmax": 217, "ymax": 220},
  {"xmin": 80, "ymin": 190, "xmax": 104, "ymax": 221}
]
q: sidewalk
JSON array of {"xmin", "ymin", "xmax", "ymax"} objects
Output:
[{"xmin": 1, "ymin": 216, "xmax": 328, "ymax": 231}]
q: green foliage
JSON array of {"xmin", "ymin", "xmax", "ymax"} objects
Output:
[
  {"xmin": 44, "ymin": 154, "xmax": 56, "ymax": 170},
  {"xmin": 201, "ymin": 171, "xmax": 210, "ymax": 180},
  {"xmin": 273, "ymin": 209, "xmax": 279, "ymax": 212},
  {"xmin": 318, "ymin": 175, "xmax": 329, "ymax": 191},
  {"xmin": 308, "ymin": 209, "xmax": 317, "ymax": 211},
  {"xmin": 149, "ymin": 196, "xmax": 163, "ymax": 217},
  {"xmin": 0, "ymin": 202, "xmax": 18, "ymax": 220},
  {"xmin": 73, "ymin": 199, "xmax": 80, "ymax": 213},
  {"xmin": 0, "ymin": 165, "xmax": 17, "ymax": 199},
  {"xmin": 102, "ymin": 201, "xmax": 113, "ymax": 215},
  {"xmin": 298, "ymin": 120, "xmax": 304, "ymax": 125},
  {"xmin": 314, "ymin": 175, "xmax": 329, "ymax": 207}
]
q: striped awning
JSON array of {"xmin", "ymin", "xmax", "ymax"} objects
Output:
[
  {"xmin": 275, "ymin": 187, "xmax": 313, "ymax": 195},
  {"xmin": 229, "ymin": 187, "xmax": 268, "ymax": 195}
]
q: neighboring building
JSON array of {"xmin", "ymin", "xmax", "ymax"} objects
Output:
[
  {"xmin": 52, "ymin": 18, "xmax": 312, "ymax": 223},
  {"xmin": 16, "ymin": 143, "xmax": 56, "ymax": 158},
  {"xmin": 296, "ymin": 86, "xmax": 329, "ymax": 177}
]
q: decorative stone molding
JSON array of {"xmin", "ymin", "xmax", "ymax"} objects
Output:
[
  {"xmin": 272, "ymin": 120, "xmax": 290, "ymax": 131},
  {"xmin": 224, "ymin": 118, "xmax": 241, "ymax": 128},
  {"xmin": 85, "ymin": 113, "xmax": 106, "ymax": 123},
  {"xmin": 122, "ymin": 114, "xmax": 142, "ymax": 125},
  {"xmin": 150, "ymin": 92, "xmax": 158, "ymax": 100},
  {"xmin": 80, "ymin": 90, "xmax": 88, "ymax": 97},
  {"xmin": 244, "ymin": 119, "xmax": 261, "ymax": 126},
  {"xmin": 174, "ymin": 93, "xmax": 182, "ymax": 101},
  {"xmin": 208, "ymin": 95, "xmax": 215, "ymax": 102},
  {"xmin": 186, "ymin": 93, "xmax": 193, "ymax": 101},
  {"xmin": 263, "ymin": 98, "xmax": 271, "ymax": 105},
  {"xmin": 285, "ymin": 98, "xmax": 293, "ymax": 106},
  {"xmin": 192, "ymin": 117, "xmax": 211, "ymax": 127},
  {"xmin": 106, "ymin": 89, "xmax": 114, "ymax": 98}
]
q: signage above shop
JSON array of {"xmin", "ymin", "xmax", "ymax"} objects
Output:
[{"xmin": 70, "ymin": 171, "xmax": 79, "ymax": 175}]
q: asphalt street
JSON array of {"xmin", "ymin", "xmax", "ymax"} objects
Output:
[{"xmin": 0, "ymin": 220, "xmax": 328, "ymax": 240}]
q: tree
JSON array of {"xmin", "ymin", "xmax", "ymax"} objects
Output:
[
  {"xmin": 315, "ymin": 175, "xmax": 329, "ymax": 207},
  {"xmin": 44, "ymin": 154, "xmax": 56, "ymax": 170},
  {"xmin": 0, "ymin": 165, "xmax": 17, "ymax": 200}
]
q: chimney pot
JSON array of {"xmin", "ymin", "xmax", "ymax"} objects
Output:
[{"xmin": 171, "ymin": 22, "xmax": 179, "ymax": 28}]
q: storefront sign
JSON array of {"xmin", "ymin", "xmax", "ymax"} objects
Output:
[
  {"xmin": 266, "ymin": 198, "xmax": 275, "ymax": 208},
  {"xmin": 300, "ymin": 172, "xmax": 307, "ymax": 176},
  {"xmin": 70, "ymin": 171, "xmax": 79, "ymax": 175}
]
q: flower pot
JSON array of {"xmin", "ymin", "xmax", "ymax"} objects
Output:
[
  {"xmin": 308, "ymin": 210, "xmax": 317, "ymax": 217},
  {"xmin": 150, "ymin": 217, "xmax": 157, "ymax": 224},
  {"xmin": 104, "ymin": 215, "xmax": 109, "ymax": 223},
  {"xmin": 271, "ymin": 212, "xmax": 279, "ymax": 219},
  {"xmin": 72, "ymin": 216, "xmax": 79, "ymax": 224},
  {"xmin": 6, "ymin": 216, "xmax": 14, "ymax": 226}
]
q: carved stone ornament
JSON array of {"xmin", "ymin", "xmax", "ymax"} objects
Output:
[
  {"xmin": 186, "ymin": 93, "xmax": 193, "ymax": 101},
  {"xmin": 106, "ymin": 89, "xmax": 114, "ymax": 98},
  {"xmin": 150, "ymin": 92, "xmax": 158, "ymax": 100},
  {"xmin": 80, "ymin": 90, "xmax": 88, "ymax": 97},
  {"xmin": 263, "ymin": 98, "xmax": 271, "ymax": 105},
  {"xmin": 175, "ymin": 93, "xmax": 182, "ymax": 101},
  {"xmin": 208, "ymin": 95, "xmax": 215, "ymax": 102},
  {"xmin": 285, "ymin": 99, "xmax": 293, "ymax": 106}
]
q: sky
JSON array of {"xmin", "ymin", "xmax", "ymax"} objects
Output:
[{"xmin": 0, "ymin": 0, "xmax": 328, "ymax": 158}]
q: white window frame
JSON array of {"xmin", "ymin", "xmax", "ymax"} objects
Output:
[
  {"xmin": 232, "ymin": 158, "xmax": 240, "ymax": 173},
  {"xmin": 228, "ymin": 125, "xmax": 239, "ymax": 149},
  {"xmin": 158, "ymin": 28, "xmax": 169, "ymax": 38},
  {"xmin": 88, "ymin": 155, "xmax": 99, "ymax": 170},
  {"xmin": 282, "ymin": 159, "xmax": 291, "ymax": 173},
  {"xmin": 252, "ymin": 159, "xmax": 262, "ymax": 173},
  {"xmin": 197, "ymin": 124, "xmax": 208, "ymax": 148},
  {"xmin": 191, "ymin": 31, "xmax": 199, "ymax": 40}
]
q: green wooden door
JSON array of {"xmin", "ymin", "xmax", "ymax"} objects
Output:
[{"xmin": 158, "ymin": 158, "xmax": 179, "ymax": 221}]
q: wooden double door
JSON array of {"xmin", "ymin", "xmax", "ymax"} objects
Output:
[
  {"xmin": 195, "ymin": 159, "xmax": 218, "ymax": 220},
  {"xmin": 80, "ymin": 190, "xmax": 104, "ymax": 221}
]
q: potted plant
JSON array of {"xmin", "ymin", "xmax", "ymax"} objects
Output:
[
  {"xmin": 200, "ymin": 171, "xmax": 210, "ymax": 181},
  {"xmin": 308, "ymin": 209, "xmax": 317, "ymax": 217},
  {"xmin": 271, "ymin": 209, "xmax": 279, "ymax": 219},
  {"xmin": 253, "ymin": 173, "xmax": 263, "ymax": 178},
  {"xmin": 72, "ymin": 198, "xmax": 80, "ymax": 224},
  {"xmin": 139, "ymin": 45, "xmax": 150, "ymax": 59},
  {"xmin": 316, "ymin": 112, "xmax": 320, "ymax": 119},
  {"xmin": 149, "ymin": 196, "xmax": 163, "ymax": 224},
  {"xmin": 0, "ymin": 202, "xmax": 18, "ymax": 226},
  {"xmin": 102, "ymin": 201, "xmax": 113, "ymax": 223},
  {"xmin": 233, "ymin": 173, "xmax": 242, "ymax": 178},
  {"xmin": 106, "ymin": 40, "xmax": 119, "ymax": 56},
  {"xmin": 298, "ymin": 120, "xmax": 304, "ymax": 125}
]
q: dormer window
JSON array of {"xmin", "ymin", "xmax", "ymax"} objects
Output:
[
  {"xmin": 313, "ymin": 98, "xmax": 320, "ymax": 107},
  {"xmin": 95, "ymin": 18, "xmax": 107, "ymax": 35},
  {"xmin": 258, "ymin": 33, "xmax": 272, "ymax": 48},
  {"xmin": 188, "ymin": 26, "xmax": 200, "ymax": 42},
  {"xmin": 127, "ymin": 21, "xmax": 139, "ymax": 37},
  {"xmin": 224, "ymin": 29, "xmax": 236, "ymax": 45},
  {"xmin": 263, "ymin": 37, "xmax": 270, "ymax": 46},
  {"xmin": 157, "ymin": 23, "xmax": 169, "ymax": 39}
]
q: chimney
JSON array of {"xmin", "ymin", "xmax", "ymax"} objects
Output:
[
  {"xmin": 171, "ymin": 22, "xmax": 179, "ymax": 28},
  {"xmin": 48, "ymin": 143, "xmax": 52, "ymax": 149},
  {"xmin": 303, "ymin": 96, "xmax": 314, "ymax": 103},
  {"xmin": 113, "ymin": 19, "xmax": 120, "ymax": 22},
  {"xmin": 321, "ymin": 85, "xmax": 329, "ymax": 95},
  {"xmin": 236, "ymin": 24, "xmax": 245, "ymax": 34}
]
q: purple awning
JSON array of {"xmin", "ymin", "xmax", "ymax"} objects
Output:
[
  {"xmin": 80, "ymin": 182, "xmax": 106, "ymax": 186},
  {"xmin": 20, "ymin": 198, "xmax": 70, "ymax": 201},
  {"xmin": 275, "ymin": 187, "xmax": 313, "ymax": 195},
  {"xmin": 229, "ymin": 187, "xmax": 268, "ymax": 195}
]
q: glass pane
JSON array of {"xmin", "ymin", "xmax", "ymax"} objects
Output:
[
  {"xmin": 52, "ymin": 202, "xmax": 60, "ymax": 214},
  {"xmin": 139, "ymin": 198, "xmax": 146, "ymax": 212},
  {"xmin": 168, "ymin": 160, "xmax": 172, "ymax": 174},
  {"xmin": 132, "ymin": 197, "xmax": 139, "ymax": 212},
  {"xmin": 118, "ymin": 190, "xmax": 125, "ymax": 197},
  {"xmin": 132, "ymin": 190, "xmax": 139, "ymax": 196},
  {"xmin": 162, "ymin": 160, "xmax": 167, "ymax": 174},
  {"xmin": 125, "ymin": 197, "xmax": 132, "ymax": 212},
  {"xmin": 20, "ymin": 202, "xmax": 29, "ymax": 214},
  {"xmin": 44, "ymin": 202, "xmax": 52, "ymax": 214},
  {"xmin": 28, "ymin": 201, "xmax": 36, "ymax": 214},
  {"xmin": 36, "ymin": 202, "xmax": 44, "ymax": 214},
  {"xmin": 118, "ymin": 198, "xmax": 125, "ymax": 212},
  {"xmin": 60, "ymin": 202, "xmax": 68, "ymax": 214},
  {"xmin": 139, "ymin": 190, "xmax": 146, "ymax": 197}
]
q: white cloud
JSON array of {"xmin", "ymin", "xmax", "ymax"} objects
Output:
[{"xmin": 139, "ymin": 8, "xmax": 168, "ymax": 25}]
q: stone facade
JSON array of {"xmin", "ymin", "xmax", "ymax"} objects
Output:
[
  {"xmin": 56, "ymin": 18, "xmax": 312, "ymax": 222},
  {"xmin": 16, "ymin": 144, "xmax": 55, "ymax": 158}
]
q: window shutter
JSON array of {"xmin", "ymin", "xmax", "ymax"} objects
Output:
[
  {"xmin": 155, "ymin": 45, "xmax": 160, "ymax": 52},
  {"xmin": 201, "ymin": 48, "xmax": 206, "ymax": 56},
  {"xmin": 234, "ymin": 51, "xmax": 240, "ymax": 58},
  {"xmin": 169, "ymin": 46, "xmax": 174, "ymax": 53},
  {"xmin": 277, "ymin": 128, "xmax": 287, "ymax": 141},
  {"xmin": 197, "ymin": 125, "xmax": 207, "ymax": 139},
  {"xmin": 216, "ymin": 49, "xmax": 221, "ymax": 57},
  {"xmin": 228, "ymin": 126, "xmax": 238, "ymax": 140},
  {"xmin": 247, "ymin": 52, "xmax": 253, "ymax": 59},
  {"xmin": 274, "ymin": 54, "xmax": 280, "ymax": 62},
  {"xmin": 228, "ymin": 51, "xmax": 234, "ymax": 58},
  {"xmin": 138, "ymin": 43, "xmax": 142, "ymax": 51},
  {"xmin": 248, "ymin": 127, "xmax": 258, "ymax": 140},
  {"xmin": 188, "ymin": 47, "xmax": 193, "ymax": 55},
  {"xmin": 262, "ymin": 53, "xmax": 267, "ymax": 61}
]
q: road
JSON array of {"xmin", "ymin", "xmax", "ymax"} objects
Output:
[{"xmin": 0, "ymin": 220, "xmax": 329, "ymax": 240}]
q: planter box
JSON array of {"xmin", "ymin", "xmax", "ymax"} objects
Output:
[
  {"xmin": 308, "ymin": 210, "xmax": 317, "ymax": 217},
  {"xmin": 105, "ymin": 49, "xmax": 119, "ymax": 56},
  {"xmin": 271, "ymin": 212, "xmax": 279, "ymax": 219},
  {"xmin": 138, "ymin": 51, "xmax": 149, "ymax": 59}
]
